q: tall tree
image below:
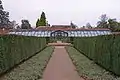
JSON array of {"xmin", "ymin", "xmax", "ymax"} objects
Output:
[
  {"xmin": 97, "ymin": 14, "xmax": 108, "ymax": 28},
  {"xmin": 36, "ymin": 12, "xmax": 47, "ymax": 27},
  {"xmin": 108, "ymin": 18, "xmax": 120, "ymax": 31},
  {"xmin": 21, "ymin": 20, "xmax": 32, "ymax": 29},
  {"xmin": 39, "ymin": 12, "xmax": 46, "ymax": 26},
  {"xmin": 0, "ymin": 0, "xmax": 10, "ymax": 29},
  {"xmin": 36, "ymin": 19, "xmax": 40, "ymax": 27}
]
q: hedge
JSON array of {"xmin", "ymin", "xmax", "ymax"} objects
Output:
[
  {"xmin": 0, "ymin": 35, "xmax": 46, "ymax": 75},
  {"xmin": 73, "ymin": 34, "xmax": 120, "ymax": 76}
]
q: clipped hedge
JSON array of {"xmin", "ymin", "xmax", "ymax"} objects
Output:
[
  {"xmin": 73, "ymin": 34, "xmax": 120, "ymax": 76},
  {"xmin": 0, "ymin": 35, "xmax": 46, "ymax": 74}
]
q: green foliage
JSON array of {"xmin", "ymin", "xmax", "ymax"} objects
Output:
[
  {"xmin": 0, "ymin": 35, "xmax": 46, "ymax": 74},
  {"xmin": 39, "ymin": 12, "xmax": 46, "ymax": 26},
  {"xmin": 73, "ymin": 35, "xmax": 120, "ymax": 76},
  {"xmin": 21, "ymin": 20, "xmax": 32, "ymax": 29},
  {"xmin": 0, "ymin": 46, "xmax": 54, "ymax": 79},
  {"xmin": 0, "ymin": 0, "xmax": 10, "ymax": 29},
  {"xmin": 97, "ymin": 14, "xmax": 120, "ymax": 32},
  {"xmin": 66, "ymin": 46, "xmax": 118, "ymax": 79},
  {"xmin": 36, "ymin": 12, "xmax": 46, "ymax": 27},
  {"xmin": 97, "ymin": 14, "xmax": 108, "ymax": 28},
  {"xmin": 108, "ymin": 19, "xmax": 120, "ymax": 31},
  {"xmin": 36, "ymin": 19, "xmax": 40, "ymax": 27}
]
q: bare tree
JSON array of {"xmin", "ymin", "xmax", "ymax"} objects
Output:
[
  {"xmin": 97, "ymin": 14, "xmax": 108, "ymax": 28},
  {"xmin": 86, "ymin": 23, "xmax": 92, "ymax": 29}
]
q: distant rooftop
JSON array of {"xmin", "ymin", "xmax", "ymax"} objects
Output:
[
  {"xmin": 36, "ymin": 26, "xmax": 110, "ymax": 31},
  {"xmin": 51, "ymin": 25, "xmax": 72, "ymax": 28}
]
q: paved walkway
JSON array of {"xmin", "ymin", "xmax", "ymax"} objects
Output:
[{"xmin": 43, "ymin": 45, "xmax": 84, "ymax": 80}]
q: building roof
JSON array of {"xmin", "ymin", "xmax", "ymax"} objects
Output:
[
  {"xmin": 0, "ymin": 29, "xmax": 9, "ymax": 35},
  {"xmin": 35, "ymin": 26, "xmax": 110, "ymax": 31},
  {"xmin": 51, "ymin": 25, "xmax": 71, "ymax": 28}
]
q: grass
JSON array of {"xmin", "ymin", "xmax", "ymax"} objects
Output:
[
  {"xmin": 66, "ymin": 46, "xmax": 120, "ymax": 80},
  {"xmin": 0, "ymin": 46, "xmax": 54, "ymax": 80}
]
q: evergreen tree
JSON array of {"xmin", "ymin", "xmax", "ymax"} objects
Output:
[
  {"xmin": 36, "ymin": 19, "xmax": 40, "ymax": 27},
  {"xmin": 0, "ymin": 0, "xmax": 10, "ymax": 29},
  {"xmin": 39, "ymin": 12, "xmax": 46, "ymax": 26},
  {"xmin": 36, "ymin": 11, "xmax": 46, "ymax": 27}
]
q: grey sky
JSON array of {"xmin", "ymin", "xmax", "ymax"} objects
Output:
[{"xmin": 3, "ymin": 0, "xmax": 120, "ymax": 27}]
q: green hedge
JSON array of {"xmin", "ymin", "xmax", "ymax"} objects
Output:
[
  {"xmin": 73, "ymin": 34, "xmax": 120, "ymax": 76},
  {"xmin": 0, "ymin": 35, "xmax": 46, "ymax": 74}
]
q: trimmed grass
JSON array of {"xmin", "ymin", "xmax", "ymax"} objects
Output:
[
  {"xmin": 0, "ymin": 46, "xmax": 54, "ymax": 80},
  {"xmin": 66, "ymin": 46, "xmax": 120, "ymax": 80}
]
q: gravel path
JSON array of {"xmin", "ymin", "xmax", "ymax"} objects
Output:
[
  {"xmin": 0, "ymin": 46, "xmax": 54, "ymax": 80},
  {"xmin": 66, "ymin": 46, "xmax": 120, "ymax": 80},
  {"xmin": 43, "ymin": 46, "xmax": 84, "ymax": 80}
]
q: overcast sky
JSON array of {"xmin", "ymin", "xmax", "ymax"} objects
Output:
[{"xmin": 2, "ymin": 0, "xmax": 120, "ymax": 27}]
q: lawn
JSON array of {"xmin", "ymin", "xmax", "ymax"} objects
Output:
[
  {"xmin": 66, "ymin": 46, "xmax": 120, "ymax": 80},
  {"xmin": 0, "ymin": 46, "xmax": 54, "ymax": 80}
]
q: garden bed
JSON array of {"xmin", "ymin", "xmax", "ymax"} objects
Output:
[
  {"xmin": 66, "ymin": 46, "xmax": 120, "ymax": 80},
  {"xmin": 0, "ymin": 46, "xmax": 54, "ymax": 80}
]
